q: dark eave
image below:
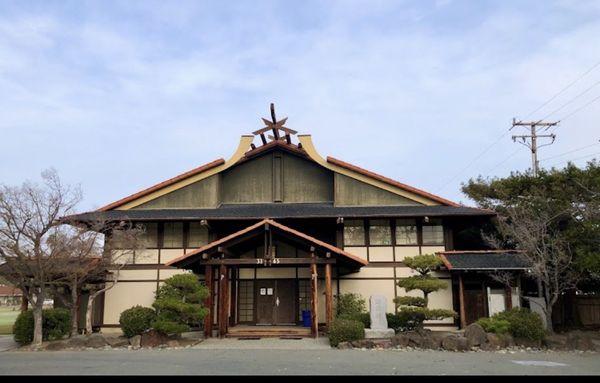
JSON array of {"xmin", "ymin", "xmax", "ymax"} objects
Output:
[
  {"xmin": 438, "ymin": 250, "xmax": 531, "ymax": 271},
  {"xmin": 62, "ymin": 203, "xmax": 495, "ymax": 223}
]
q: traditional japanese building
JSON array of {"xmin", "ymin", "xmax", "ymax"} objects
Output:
[{"xmin": 66, "ymin": 105, "xmax": 529, "ymax": 337}]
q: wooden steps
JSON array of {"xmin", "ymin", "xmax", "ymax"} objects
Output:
[{"xmin": 226, "ymin": 325, "xmax": 312, "ymax": 338}]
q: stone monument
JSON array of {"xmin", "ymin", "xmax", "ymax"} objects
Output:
[{"xmin": 364, "ymin": 294, "xmax": 395, "ymax": 339}]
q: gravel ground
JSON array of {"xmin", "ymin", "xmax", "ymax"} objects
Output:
[{"xmin": 1, "ymin": 346, "xmax": 599, "ymax": 375}]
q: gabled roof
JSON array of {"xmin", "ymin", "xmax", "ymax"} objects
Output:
[
  {"xmin": 438, "ymin": 250, "xmax": 531, "ymax": 271},
  {"xmin": 96, "ymin": 131, "xmax": 461, "ymax": 211},
  {"xmin": 166, "ymin": 218, "xmax": 368, "ymax": 269}
]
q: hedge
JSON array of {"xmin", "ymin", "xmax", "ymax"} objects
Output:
[
  {"xmin": 328, "ymin": 318, "xmax": 365, "ymax": 347},
  {"xmin": 13, "ymin": 308, "xmax": 71, "ymax": 345},
  {"xmin": 119, "ymin": 306, "xmax": 157, "ymax": 338}
]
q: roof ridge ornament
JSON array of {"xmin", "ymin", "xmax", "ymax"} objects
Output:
[{"xmin": 251, "ymin": 103, "xmax": 298, "ymax": 148}]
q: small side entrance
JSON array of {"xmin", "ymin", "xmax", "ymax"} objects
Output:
[{"xmin": 256, "ymin": 279, "xmax": 297, "ymax": 325}]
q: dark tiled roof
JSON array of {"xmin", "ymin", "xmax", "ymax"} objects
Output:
[
  {"xmin": 439, "ymin": 251, "xmax": 531, "ymax": 270},
  {"xmin": 62, "ymin": 203, "xmax": 495, "ymax": 222}
]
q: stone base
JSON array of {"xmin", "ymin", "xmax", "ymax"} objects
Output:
[{"xmin": 364, "ymin": 328, "xmax": 395, "ymax": 339}]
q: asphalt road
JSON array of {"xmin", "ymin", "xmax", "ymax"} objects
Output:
[{"xmin": 1, "ymin": 347, "xmax": 599, "ymax": 375}]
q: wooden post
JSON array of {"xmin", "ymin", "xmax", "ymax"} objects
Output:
[
  {"xmin": 458, "ymin": 273, "xmax": 467, "ymax": 329},
  {"xmin": 204, "ymin": 265, "xmax": 214, "ymax": 338},
  {"xmin": 325, "ymin": 263, "xmax": 333, "ymax": 330},
  {"xmin": 310, "ymin": 259, "xmax": 318, "ymax": 338},
  {"xmin": 230, "ymin": 267, "xmax": 238, "ymax": 327},
  {"xmin": 505, "ymin": 285, "xmax": 513, "ymax": 310},
  {"xmin": 218, "ymin": 263, "xmax": 229, "ymax": 337}
]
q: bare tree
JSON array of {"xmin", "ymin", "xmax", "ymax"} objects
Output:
[
  {"xmin": 486, "ymin": 196, "xmax": 581, "ymax": 332},
  {"xmin": 0, "ymin": 169, "xmax": 81, "ymax": 346},
  {"xmin": 0, "ymin": 170, "xmax": 146, "ymax": 344}
]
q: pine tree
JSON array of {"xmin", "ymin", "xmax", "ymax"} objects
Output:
[{"xmin": 394, "ymin": 254, "xmax": 455, "ymax": 330}]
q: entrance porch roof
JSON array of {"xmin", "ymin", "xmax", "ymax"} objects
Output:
[{"xmin": 166, "ymin": 218, "xmax": 368, "ymax": 270}]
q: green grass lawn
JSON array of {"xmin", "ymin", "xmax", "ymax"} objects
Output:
[{"xmin": 0, "ymin": 307, "xmax": 20, "ymax": 335}]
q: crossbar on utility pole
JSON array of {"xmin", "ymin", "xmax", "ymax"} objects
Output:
[{"xmin": 511, "ymin": 118, "xmax": 558, "ymax": 176}]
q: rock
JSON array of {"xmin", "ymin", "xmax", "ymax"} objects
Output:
[
  {"xmin": 391, "ymin": 334, "xmax": 409, "ymax": 348},
  {"xmin": 85, "ymin": 333, "xmax": 109, "ymax": 348},
  {"xmin": 336, "ymin": 341, "xmax": 352, "ymax": 349},
  {"xmin": 514, "ymin": 338, "xmax": 542, "ymax": 349},
  {"xmin": 129, "ymin": 335, "xmax": 141, "ymax": 348},
  {"xmin": 105, "ymin": 336, "xmax": 130, "ymax": 348},
  {"xmin": 64, "ymin": 335, "xmax": 89, "ymax": 349},
  {"xmin": 364, "ymin": 328, "xmax": 395, "ymax": 339},
  {"xmin": 140, "ymin": 330, "xmax": 169, "ymax": 348},
  {"xmin": 464, "ymin": 323, "xmax": 487, "ymax": 348},
  {"xmin": 484, "ymin": 333, "xmax": 513, "ymax": 350},
  {"xmin": 441, "ymin": 335, "xmax": 468, "ymax": 351},
  {"xmin": 371, "ymin": 339, "xmax": 393, "ymax": 349},
  {"xmin": 566, "ymin": 333, "xmax": 595, "ymax": 351},
  {"xmin": 404, "ymin": 331, "xmax": 425, "ymax": 347},
  {"xmin": 544, "ymin": 334, "xmax": 568, "ymax": 350},
  {"xmin": 166, "ymin": 340, "xmax": 180, "ymax": 348},
  {"xmin": 44, "ymin": 340, "xmax": 68, "ymax": 351},
  {"xmin": 351, "ymin": 339, "xmax": 375, "ymax": 348},
  {"xmin": 180, "ymin": 331, "xmax": 204, "ymax": 340}
]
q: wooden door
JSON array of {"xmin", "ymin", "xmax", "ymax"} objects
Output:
[
  {"xmin": 275, "ymin": 280, "xmax": 296, "ymax": 324},
  {"xmin": 256, "ymin": 280, "xmax": 276, "ymax": 324},
  {"xmin": 464, "ymin": 288, "xmax": 487, "ymax": 325}
]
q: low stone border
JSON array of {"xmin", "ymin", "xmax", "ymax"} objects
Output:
[
  {"xmin": 336, "ymin": 325, "xmax": 600, "ymax": 353},
  {"xmin": 17, "ymin": 330, "xmax": 204, "ymax": 351}
]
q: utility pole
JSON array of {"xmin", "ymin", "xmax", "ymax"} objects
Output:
[{"xmin": 511, "ymin": 118, "xmax": 558, "ymax": 176}]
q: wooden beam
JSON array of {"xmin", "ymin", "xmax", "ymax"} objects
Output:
[
  {"xmin": 197, "ymin": 257, "xmax": 337, "ymax": 265},
  {"xmin": 218, "ymin": 264, "xmax": 229, "ymax": 337},
  {"xmin": 204, "ymin": 265, "xmax": 213, "ymax": 338},
  {"xmin": 458, "ymin": 273, "xmax": 466, "ymax": 329},
  {"xmin": 310, "ymin": 261, "xmax": 318, "ymax": 338},
  {"xmin": 325, "ymin": 263, "xmax": 333, "ymax": 331}
]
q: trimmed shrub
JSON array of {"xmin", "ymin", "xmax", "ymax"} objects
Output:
[
  {"xmin": 358, "ymin": 312, "xmax": 371, "ymax": 328},
  {"xmin": 13, "ymin": 308, "xmax": 72, "ymax": 345},
  {"xmin": 336, "ymin": 293, "xmax": 366, "ymax": 321},
  {"xmin": 390, "ymin": 308, "xmax": 427, "ymax": 332},
  {"xmin": 119, "ymin": 306, "xmax": 157, "ymax": 338},
  {"xmin": 477, "ymin": 317, "xmax": 511, "ymax": 335},
  {"xmin": 495, "ymin": 308, "xmax": 545, "ymax": 341},
  {"xmin": 152, "ymin": 273, "xmax": 209, "ymax": 335},
  {"xmin": 13, "ymin": 310, "xmax": 34, "ymax": 345},
  {"xmin": 328, "ymin": 318, "xmax": 364, "ymax": 347}
]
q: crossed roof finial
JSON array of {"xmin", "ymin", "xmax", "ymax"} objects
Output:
[{"xmin": 252, "ymin": 103, "xmax": 297, "ymax": 146}]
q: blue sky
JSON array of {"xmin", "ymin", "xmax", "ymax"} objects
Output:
[{"xmin": 1, "ymin": 0, "xmax": 600, "ymax": 211}]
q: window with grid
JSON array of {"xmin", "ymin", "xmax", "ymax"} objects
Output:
[
  {"xmin": 343, "ymin": 219, "xmax": 365, "ymax": 246},
  {"xmin": 422, "ymin": 219, "xmax": 444, "ymax": 245},
  {"xmin": 139, "ymin": 222, "xmax": 158, "ymax": 248},
  {"xmin": 163, "ymin": 222, "xmax": 183, "ymax": 248},
  {"xmin": 298, "ymin": 279, "xmax": 311, "ymax": 321},
  {"xmin": 188, "ymin": 222, "xmax": 209, "ymax": 248},
  {"xmin": 238, "ymin": 280, "xmax": 254, "ymax": 323},
  {"xmin": 395, "ymin": 219, "xmax": 418, "ymax": 245},
  {"xmin": 368, "ymin": 219, "xmax": 392, "ymax": 245}
]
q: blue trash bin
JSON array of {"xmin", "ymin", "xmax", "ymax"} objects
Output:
[{"xmin": 302, "ymin": 310, "xmax": 311, "ymax": 327}]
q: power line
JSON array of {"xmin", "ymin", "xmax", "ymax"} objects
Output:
[
  {"xmin": 546, "ymin": 151, "xmax": 600, "ymax": 168},
  {"xmin": 539, "ymin": 79, "xmax": 600, "ymax": 121},
  {"xmin": 559, "ymin": 93, "xmax": 600, "ymax": 122},
  {"xmin": 486, "ymin": 147, "xmax": 521, "ymax": 174},
  {"xmin": 523, "ymin": 58, "xmax": 600, "ymax": 119},
  {"xmin": 539, "ymin": 141, "xmax": 600, "ymax": 162},
  {"xmin": 435, "ymin": 129, "xmax": 510, "ymax": 192}
]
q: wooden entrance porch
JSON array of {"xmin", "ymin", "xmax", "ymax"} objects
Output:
[
  {"xmin": 165, "ymin": 218, "xmax": 368, "ymax": 339},
  {"xmin": 226, "ymin": 325, "xmax": 311, "ymax": 339}
]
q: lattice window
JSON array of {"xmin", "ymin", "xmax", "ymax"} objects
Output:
[
  {"xmin": 298, "ymin": 279, "xmax": 311, "ymax": 321},
  {"xmin": 343, "ymin": 219, "xmax": 365, "ymax": 246},
  {"xmin": 238, "ymin": 280, "xmax": 255, "ymax": 323}
]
